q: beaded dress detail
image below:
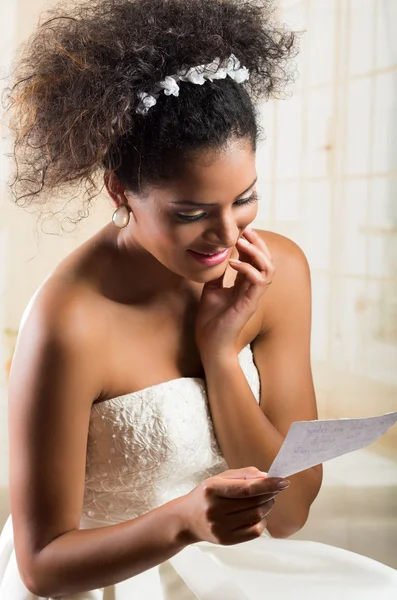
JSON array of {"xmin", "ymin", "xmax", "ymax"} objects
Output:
[
  {"xmin": 0, "ymin": 344, "xmax": 396, "ymax": 599},
  {"xmin": 82, "ymin": 344, "xmax": 259, "ymax": 525}
]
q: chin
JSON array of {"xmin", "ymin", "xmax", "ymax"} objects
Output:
[{"xmin": 186, "ymin": 264, "xmax": 228, "ymax": 284}]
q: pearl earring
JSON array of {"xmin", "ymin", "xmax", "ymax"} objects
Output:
[{"xmin": 112, "ymin": 205, "xmax": 131, "ymax": 228}]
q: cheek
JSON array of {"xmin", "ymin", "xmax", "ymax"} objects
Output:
[
  {"xmin": 234, "ymin": 203, "xmax": 258, "ymax": 230},
  {"xmin": 244, "ymin": 206, "xmax": 259, "ymax": 230},
  {"xmin": 145, "ymin": 218, "xmax": 191, "ymax": 254},
  {"xmin": 247, "ymin": 202, "xmax": 259, "ymax": 220},
  {"xmin": 164, "ymin": 231, "xmax": 197, "ymax": 254}
]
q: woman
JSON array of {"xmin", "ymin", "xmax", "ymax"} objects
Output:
[{"xmin": 0, "ymin": 0, "xmax": 396, "ymax": 598}]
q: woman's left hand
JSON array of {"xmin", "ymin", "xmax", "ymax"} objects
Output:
[{"xmin": 195, "ymin": 228, "xmax": 275, "ymax": 359}]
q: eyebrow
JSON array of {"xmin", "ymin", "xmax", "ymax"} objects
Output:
[{"xmin": 170, "ymin": 177, "xmax": 258, "ymax": 206}]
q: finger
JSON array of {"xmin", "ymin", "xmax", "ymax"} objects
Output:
[
  {"xmin": 232, "ymin": 243, "xmax": 254, "ymax": 292},
  {"xmin": 229, "ymin": 259, "xmax": 273, "ymax": 306},
  {"xmin": 240, "ymin": 232, "xmax": 273, "ymax": 267},
  {"xmin": 229, "ymin": 499, "xmax": 275, "ymax": 530},
  {"xmin": 236, "ymin": 238, "xmax": 275, "ymax": 281},
  {"xmin": 235, "ymin": 239, "xmax": 254, "ymax": 265},
  {"xmin": 209, "ymin": 476, "xmax": 290, "ymax": 499},
  {"xmin": 223, "ymin": 492, "xmax": 279, "ymax": 515},
  {"xmin": 217, "ymin": 467, "xmax": 268, "ymax": 480},
  {"xmin": 242, "ymin": 228, "xmax": 274, "ymax": 264},
  {"xmin": 231, "ymin": 264, "xmax": 253, "ymax": 297},
  {"xmin": 213, "ymin": 493, "xmax": 278, "ymax": 518},
  {"xmin": 237, "ymin": 237, "xmax": 269, "ymax": 272},
  {"xmin": 231, "ymin": 518, "xmax": 268, "ymax": 542},
  {"xmin": 228, "ymin": 259, "xmax": 269, "ymax": 288}
]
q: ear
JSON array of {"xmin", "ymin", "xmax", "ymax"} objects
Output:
[{"xmin": 104, "ymin": 172, "xmax": 129, "ymax": 208}]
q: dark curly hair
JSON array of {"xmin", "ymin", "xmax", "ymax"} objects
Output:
[{"xmin": 4, "ymin": 0, "xmax": 298, "ymax": 218}]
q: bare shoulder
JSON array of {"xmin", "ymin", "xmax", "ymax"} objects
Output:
[
  {"xmin": 252, "ymin": 229, "xmax": 311, "ymax": 332},
  {"xmin": 254, "ymin": 229, "xmax": 310, "ymax": 271},
  {"xmin": 20, "ymin": 272, "xmax": 99, "ymax": 346},
  {"xmin": 12, "ymin": 264, "xmax": 106, "ymax": 404},
  {"xmin": 18, "ymin": 227, "xmax": 113, "ymax": 353}
]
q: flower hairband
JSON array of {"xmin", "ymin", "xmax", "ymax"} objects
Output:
[{"xmin": 136, "ymin": 53, "xmax": 250, "ymax": 116}]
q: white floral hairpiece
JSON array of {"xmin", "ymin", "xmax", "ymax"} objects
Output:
[{"xmin": 136, "ymin": 53, "xmax": 250, "ymax": 116}]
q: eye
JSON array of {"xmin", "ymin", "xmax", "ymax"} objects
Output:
[{"xmin": 176, "ymin": 192, "xmax": 259, "ymax": 223}]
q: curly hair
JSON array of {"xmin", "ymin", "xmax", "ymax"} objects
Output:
[{"xmin": 4, "ymin": 0, "xmax": 298, "ymax": 217}]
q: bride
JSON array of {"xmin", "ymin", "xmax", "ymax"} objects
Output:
[{"xmin": 0, "ymin": 0, "xmax": 396, "ymax": 598}]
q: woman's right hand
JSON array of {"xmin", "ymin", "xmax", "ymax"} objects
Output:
[{"xmin": 178, "ymin": 466, "xmax": 290, "ymax": 546}]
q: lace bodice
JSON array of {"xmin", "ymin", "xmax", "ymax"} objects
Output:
[
  {"xmin": 81, "ymin": 344, "xmax": 260, "ymax": 526},
  {"xmin": 2, "ymin": 349, "xmax": 396, "ymax": 600}
]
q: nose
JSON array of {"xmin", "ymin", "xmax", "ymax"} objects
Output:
[{"xmin": 204, "ymin": 211, "xmax": 241, "ymax": 247}]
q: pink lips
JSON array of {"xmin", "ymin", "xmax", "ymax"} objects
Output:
[{"xmin": 187, "ymin": 247, "xmax": 231, "ymax": 266}]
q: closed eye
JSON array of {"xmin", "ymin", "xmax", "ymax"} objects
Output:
[{"xmin": 176, "ymin": 192, "xmax": 259, "ymax": 223}]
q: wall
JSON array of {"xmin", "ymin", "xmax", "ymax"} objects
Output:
[
  {"xmin": 0, "ymin": 0, "xmax": 111, "ymax": 489},
  {"xmin": 0, "ymin": 0, "xmax": 396, "ymax": 559},
  {"xmin": 256, "ymin": 0, "xmax": 397, "ymax": 452}
]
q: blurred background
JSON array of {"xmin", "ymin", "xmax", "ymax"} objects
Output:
[{"xmin": 0, "ymin": 0, "xmax": 396, "ymax": 568}]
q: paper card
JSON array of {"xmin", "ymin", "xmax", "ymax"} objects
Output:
[{"xmin": 267, "ymin": 412, "xmax": 397, "ymax": 479}]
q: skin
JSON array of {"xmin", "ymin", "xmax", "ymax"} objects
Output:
[{"xmin": 7, "ymin": 136, "xmax": 322, "ymax": 596}]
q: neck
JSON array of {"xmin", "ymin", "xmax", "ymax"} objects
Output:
[{"xmin": 100, "ymin": 223, "xmax": 205, "ymax": 302}]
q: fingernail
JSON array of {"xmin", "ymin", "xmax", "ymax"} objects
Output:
[
  {"xmin": 246, "ymin": 471, "xmax": 267, "ymax": 479},
  {"xmin": 277, "ymin": 480, "xmax": 290, "ymax": 490}
]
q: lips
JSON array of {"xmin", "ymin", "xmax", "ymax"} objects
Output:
[
  {"xmin": 190, "ymin": 248, "xmax": 230, "ymax": 255},
  {"xmin": 187, "ymin": 247, "xmax": 232, "ymax": 266}
]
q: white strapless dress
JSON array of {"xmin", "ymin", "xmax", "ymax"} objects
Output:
[{"xmin": 0, "ymin": 345, "xmax": 396, "ymax": 599}]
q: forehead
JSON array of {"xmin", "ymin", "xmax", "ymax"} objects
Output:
[{"xmin": 145, "ymin": 138, "xmax": 256, "ymax": 204}]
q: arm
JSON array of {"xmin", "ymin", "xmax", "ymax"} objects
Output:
[
  {"xmin": 8, "ymin": 283, "xmax": 188, "ymax": 598},
  {"xmin": 201, "ymin": 234, "xmax": 322, "ymax": 539}
]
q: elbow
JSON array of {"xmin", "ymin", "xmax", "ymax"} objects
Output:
[
  {"xmin": 22, "ymin": 571, "xmax": 65, "ymax": 599},
  {"xmin": 23, "ymin": 576, "xmax": 60, "ymax": 599},
  {"xmin": 16, "ymin": 555, "xmax": 41, "ymax": 597},
  {"xmin": 267, "ymin": 466, "xmax": 322, "ymax": 539},
  {"xmin": 267, "ymin": 510, "xmax": 309, "ymax": 539},
  {"xmin": 20, "ymin": 571, "xmax": 47, "ymax": 598},
  {"xmin": 19, "ymin": 558, "xmax": 58, "ymax": 598}
]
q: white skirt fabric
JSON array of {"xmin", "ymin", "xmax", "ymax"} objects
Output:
[{"xmin": 1, "ymin": 514, "xmax": 396, "ymax": 600}]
